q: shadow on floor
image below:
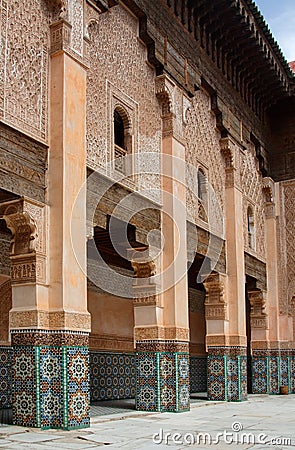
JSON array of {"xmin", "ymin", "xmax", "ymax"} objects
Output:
[
  {"xmin": 90, "ymin": 398, "xmax": 135, "ymax": 417},
  {"xmin": 90, "ymin": 394, "xmax": 208, "ymax": 417}
]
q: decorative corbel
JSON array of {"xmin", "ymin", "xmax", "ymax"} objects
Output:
[
  {"xmin": 262, "ymin": 177, "xmax": 275, "ymax": 219},
  {"xmin": 3, "ymin": 212, "xmax": 37, "ymax": 255},
  {"xmin": 155, "ymin": 75, "xmax": 175, "ymax": 137},
  {"xmin": 248, "ymin": 289, "xmax": 268, "ymax": 330},
  {"xmin": 204, "ymin": 273, "xmax": 228, "ymax": 321}
]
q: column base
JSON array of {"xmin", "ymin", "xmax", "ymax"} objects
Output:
[
  {"xmin": 136, "ymin": 341, "xmax": 190, "ymax": 412},
  {"xmin": 252, "ymin": 348, "xmax": 295, "ymax": 395},
  {"xmin": 11, "ymin": 330, "xmax": 90, "ymax": 430},
  {"xmin": 207, "ymin": 346, "xmax": 247, "ymax": 402}
]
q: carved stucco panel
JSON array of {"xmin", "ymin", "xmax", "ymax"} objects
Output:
[
  {"xmin": 241, "ymin": 144, "xmax": 266, "ymax": 258},
  {"xmin": 0, "ymin": 0, "xmax": 50, "ymax": 141},
  {"xmin": 86, "ymin": 4, "xmax": 161, "ymax": 194},
  {"xmin": 185, "ymin": 90, "xmax": 225, "ymax": 216},
  {"xmin": 277, "ymin": 181, "xmax": 295, "ymax": 317},
  {"xmin": 68, "ymin": 0, "xmax": 83, "ymax": 55}
]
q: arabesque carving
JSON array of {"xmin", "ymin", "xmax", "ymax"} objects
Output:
[{"xmin": 0, "ymin": 0, "xmax": 49, "ymax": 141}]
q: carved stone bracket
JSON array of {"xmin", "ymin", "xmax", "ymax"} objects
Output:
[
  {"xmin": 130, "ymin": 247, "xmax": 160, "ymax": 306},
  {"xmin": 155, "ymin": 74, "xmax": 175, "ymax": 137},
  {"xmin": 50, "ymin": 13, "xmax": 90, "ymax": 68},
  {"xmin": 262, "ymin": 177, "xmax": 275, "ymax": 219},
  {"xmin": 204, "ymin": 273, "xmax": 228, "ymax": 321},
  {"xmin": 48, "ymin": 0, "xmax": 69, "ymax": 20},
  {"xmin": 3, "ymin": 212, "xmax": 36, "ymax": 255},
  {"xmin": 0, "ymin": 198, "xmax": 47, "ymax": 284},
  {"xmin": 50, "ymin": 19, "xmax": 72, "ymax": 54},
  {"xmin": 262, "ymin": 177, "xmax": 274, "ymax": 203},
  {"xmin": 220, "ymin": 137, "xmax": 241, "ymax": 189},
  {"xmin": 248, "ymin": 289, "xmax": 269, "ymax": 330}
]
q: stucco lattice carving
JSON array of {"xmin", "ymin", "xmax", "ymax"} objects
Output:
[
  {"xmin": 69, "ymin": 0, "xmax": 83, "ymax": 55},
  {"xmin": 86, "ymin": 4, "xmax": 161, "ymax": 195},
  {"xmin": 185, "ymin": 90, "xmax": 225, "ymax": 218},
  {"xmin": 277, "ymin": 182, "xmax": 295, "ymax": 317},
  {"xmin": 0, "ymin": 0, "xmax": 49, "ymax": 141},
  {"xmin": 241, "ymin": 145, "xmax": 266, "ymax": 258}
]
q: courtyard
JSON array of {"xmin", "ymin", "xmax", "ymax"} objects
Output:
[{"xmin": 0, "ymin": 395, "xmax": 295, "ymax": 449}]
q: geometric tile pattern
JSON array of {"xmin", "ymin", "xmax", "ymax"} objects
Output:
[
  {"xmin": 280, "ymin": 356, "xmax": 289, "ymax": 388},
  {"xmin": 227, "ymin": 358, "xmax": 239, "ymax": 401},
  {"xmin": 136, "ymin": 352, "xmax": 158, "ymax": 411},
  {"xmin": 177, "ymin": 354, "xmax": 190, "ymax": 412},
  {"xmin": 12, "ymin": 346, "xmax": 37, "ymax": 427},
  {"xmin": 207, "ymin": 348, "xmax": 248, "ymax": 402},
  {"xmin": 90, "ymin": 352, "xmax": 136, "ymax": 402},
  {"xmin": 290, "ymin": 357, "xmax": 295, "ymax": 394},
  {"xmin": 252, "ymin": 357, "xmax": 268, "ymax": 394},
  {"xmin": 207, "ymin": 355, "xmax": 226, "ymax": 401},
  {"xmin": 136, "ymin": 351, "xmax": 190, "ymax": 412},
  {"xmin": 252, "ymin": 350, "xmax": 295, "ymax": 394},
  {"xmin": 190, "ymin": 356, "xmax": 207, "ymax": 393},
  {"xmin": 269, "ymin": 356, "xmax": 280, "ymax": 394},
  {"xmin": 39, "ymin": 347, "xmax": 62, "ymax": 429},
  {"xmin": 251, "ymin": 355, "xmax": 293, "ymax": 395},
  {"xmin": 66, "ymin": 347, "xmax": 90, "ymax": 430},
  {"xmin": 0, "ymin": 347, "xmax": 12, "ymax": 410},
  {"xmin": 240, "ymin": 356, "xmax": 248, "ymax": 401},
  {"xmin": 11, "ymin": 340, "xmax": 90, "ymax": 430}
]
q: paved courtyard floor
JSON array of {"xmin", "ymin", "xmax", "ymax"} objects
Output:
[{"xmin": 0, "ymin": 394, "xmax": 295, "ymax": 449}]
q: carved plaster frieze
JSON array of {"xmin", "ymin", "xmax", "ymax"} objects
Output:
[
  {"xmin": 89, "ymin": 333, "xmax": 134, "ymax": 352},
  {"xmin": 9, "ymin": 310, "xmax": 91, "ymax": 332},
  {"xmin": 206, "ymin": 334, "xmax": 247, "ymax": 348},
  {"xmin": 134, "ymin": 326, "xmax": 190, "ymax": 342}
]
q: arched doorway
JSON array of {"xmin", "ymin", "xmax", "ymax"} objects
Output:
[{"xmin": 188, "ymin": 255, "xmax": 207, "ymax": 399}]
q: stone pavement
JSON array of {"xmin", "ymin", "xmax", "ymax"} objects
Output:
[{"xmin": 0, "ymin": 395, "xmax": 295, "ymax": 449}]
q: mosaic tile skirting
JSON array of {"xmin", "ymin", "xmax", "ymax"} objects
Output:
[
  {"xmin": 0, "ymin": 347, "xmax": 12, "ymax": 410},
  {"xmin": 190, "ymin": 356, "xmax": 207, "ymax": 393},
  {"xmin": 207, "ymin": 347, "xmax": 247, "ymax": 402},
  {"xmin": 136, "ymin": 341, "xmax": 190, "ymax": 412},
  {"xmin": 11, "ymin": 331, "xmax": 90, "ymax": 430},
  {"xmin": 251, "ymin": 353, "xmax": 295, "ymax": 395},
  {"xmin": 90, "ymin": 352, "xmax": 136, "ymax": 401}
]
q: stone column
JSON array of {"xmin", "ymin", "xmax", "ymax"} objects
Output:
[
  {"xmin": 205, "ymin": 137, "xmax": 247, "ymax": 402},
  {"xmin": 134, "ymin": 75, "xmax": 190, "ymax": 412},
  {"xmin": 5, "ymin": 1, "xmax": 91, "ymax": 429}
]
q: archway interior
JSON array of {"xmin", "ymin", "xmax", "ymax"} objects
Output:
[{"xmin": 188, "ymin": 254, "xmax": 207, "ymax": 399}]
